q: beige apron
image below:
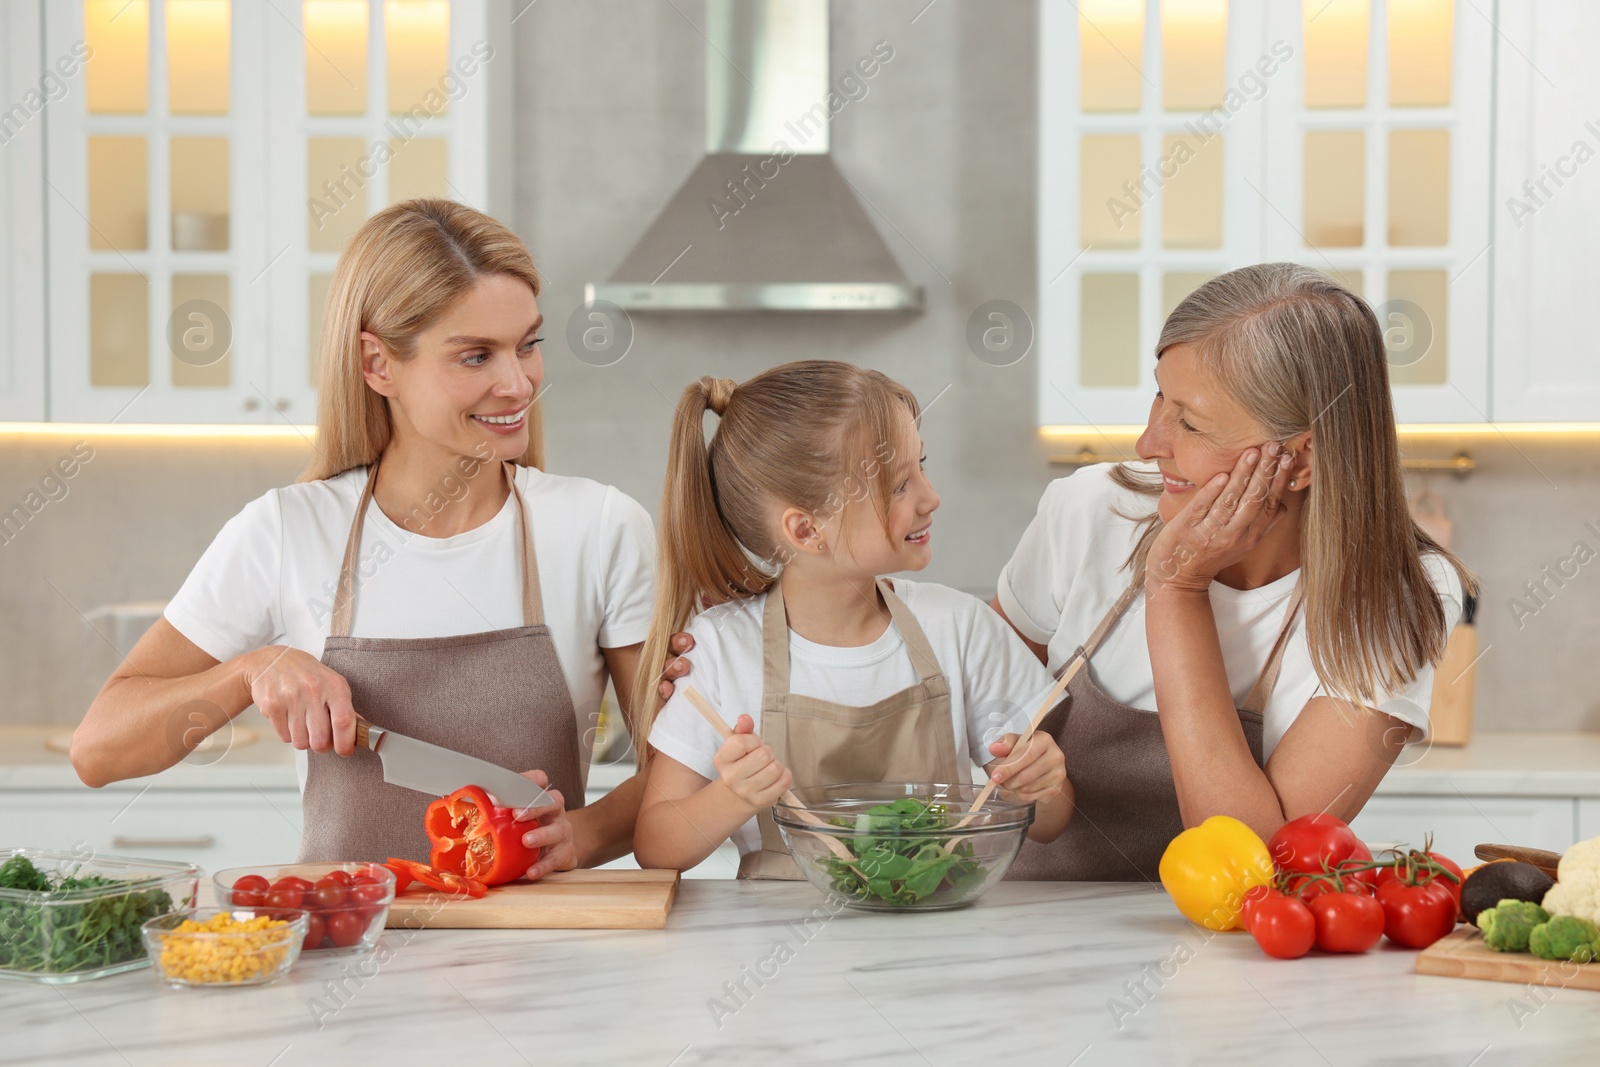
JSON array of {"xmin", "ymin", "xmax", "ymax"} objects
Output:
[
  {"xmin": 1006, "ymin": 579, "xmax": 1302, "ymax": 882},
  {"xmin": 740, "ymin": 578, "xmax": 962, "ymax": 880},
  {"xmin": 298, "ymin": 460, "xmax": 583, "ymax": 864}
]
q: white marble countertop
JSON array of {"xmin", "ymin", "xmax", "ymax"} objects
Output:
[{"xmin": 3, "ymin": 881, "xmax": 1594, "ymax": 1066}]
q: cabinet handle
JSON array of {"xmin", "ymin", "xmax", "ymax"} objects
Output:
[
  {"xmin": 274, "ymin": 398, "xmax": 290, "ymax": 411},
  {"xmin": 243, "ymin": 397, "xmax": 260, "ymax": 411},
  {"xmin": 111, "ymin": 835, "xmax": 216, "ymax": 850}
]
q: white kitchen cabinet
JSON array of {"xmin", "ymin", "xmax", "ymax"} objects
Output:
[
  {"xmin": 1353, "ymin": 794, "xmax": 1577, "ymax": 865},
  {"xmin": 0, "ymin": 787, "xmax": 304, "ymax": 877},
  {"xmin": 1040, "ymin": 0, "xmax": 1494, "ymax": 428},
  {"xmin": 1579, "ymin": 799, "xmax": 1600, "ymax": 843},
  {"xmin": 1489, "ymin": 0, "xmax": 1600, "ymax": 422},
  {"xmin": 0, "ymin": 0, "xmax": 47, "ymax": 422},
  {"xmin": 31, "ymin": 0, "xmax": 510, "ymax": 424}
]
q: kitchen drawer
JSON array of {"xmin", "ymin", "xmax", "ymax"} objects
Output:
[
  {"xmin": 1353, "ymin": 795, "xmax": 1577, "ymax": 863},
  {"xmin": 0, "ymin": 789, "xmax": 304, "ymax": 877},
  {"xmin": 1580, "ymin": 800, "xmax": 1600, "ymax": 843}
]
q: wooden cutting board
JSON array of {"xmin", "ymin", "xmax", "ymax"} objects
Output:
[
  {"xmin": 385, "ymin": 869, "xmax": 679, "ymax": 930},
  {"xmin": 1415, "ymin": 928, "xmax": 1600, "ymax": 990}
]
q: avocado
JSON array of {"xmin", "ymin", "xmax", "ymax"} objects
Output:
[{"xmin": 1460, "ymin": 861, "xmax": 1555, "ymax": 925}]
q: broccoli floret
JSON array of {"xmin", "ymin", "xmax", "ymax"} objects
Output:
[
  {"xmin": 1477, "ymin": 899, "xmax": 1550, "ymax": 952},
  {"xmin": 1528, "ymin": 915, "xmax": 1600, "ymax": 963}
]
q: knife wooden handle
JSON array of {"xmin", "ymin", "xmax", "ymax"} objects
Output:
[
  {"xmin": 1474, "ymin": 843, "xmax": 1561, "ymax": 877},
  {"xmin": 354, "ymin": 717, "xmax": 370, "ymax": 750}
]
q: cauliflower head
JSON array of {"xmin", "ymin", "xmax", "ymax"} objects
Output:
[{"xmin": 1540, "ymin": 836, "xmax": 1600, "ymax": 926}]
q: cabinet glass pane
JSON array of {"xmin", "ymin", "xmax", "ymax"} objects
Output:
[
  {"xmin": 1079, "ymin": 0, "xmax": 1144, "ymax": 112},
  {"xmin": 1080, "ymin": 273, "xmax": 1141, "ymax": 387},
  {"xmin": 1162, "ymin": 271, "xmax": 1215, "ymax": 320},
  {"xmin": 308, "ymin": 273, "xmax": 333, "ymax": 387},
  {"xmin": 305, "ymin": 1, "xmax": 368, "ymax": 115},
  {"xmin": 1302, "ymin": 0, "xmax": 1368, "ymax": 108},
  {"xmin": 90, "ymin": 274, "xmax": 149, "ymax": 387},
  {"xmin": 85, "ymin": 0, "xmax": 149, "ymax": 114},
  {"xmin": 1388, "ymin": 0, "xmax": 1452, "ymax": 106},
  {"xmin": 1162, "ymin": 0, "xmax": 1227, "ymax": 110},
  {"xmin": 387, "ymin": 138, "xmax": 448, "ymax": 203},
  {"xmin": 1161, "ymin": 133, "xmax": 1223, "ymax": 248},
  {"xmin": 89, "ymin": 136, "xmax": 149, "ymax": 251},
  {"xmin": 1329, "ymin": 269, "xmax": 1364, "ymax": 296},
  {"xmin": 170, "ymin": 274, "xmax": 230, "ymax": 387},
  {"xmin": 167, "ymin": 0, "xmax": 229, "ymax": 114},
  {"xmin": 1081, "ymin": 134, "xmax": 1142, "ymax": 249},
  {"xmin": 1385, "ymin": 269, "xmax": 1447, "ymax": 385},
  {"xmin": 1303, "ymin": 131, "xmax": 1364, "ymax": 247},
  {"xmin": 387, "ymin": 1, "xmax": 450, "ymax": 116},
  {"xmin": 1387, "ymin": 129, "xmax": 1449, "ymax": 246},
  {"xmin": 307, "ymin": 138, "xmax": 367, "ymax": 252},
  {"xmin": 171, "ymin": 136, "xmax": 229, "ymax": 251}
]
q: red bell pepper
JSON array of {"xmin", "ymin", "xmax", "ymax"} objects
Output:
[
  {"xmin": 385, "ymin": 857, "xmax": 488, "ymax": 898},
  {"xmin": 423, "ymin": 785, "xmax": 540, "ymax": 887}
]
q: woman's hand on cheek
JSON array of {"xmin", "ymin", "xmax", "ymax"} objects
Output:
[
  {"xmin": 508, "ymin": 769, "xmax": 577, "ymax": 880},
  {"xmin": 1146, "ymin": 440, "xmax": 1292, "ymax": 594}
]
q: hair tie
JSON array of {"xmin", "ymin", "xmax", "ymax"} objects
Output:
[{"xmin": 707, "ymin": 377, "xmax": 737, "ymax": 417}]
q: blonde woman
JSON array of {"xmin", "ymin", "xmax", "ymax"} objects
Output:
[
  {"xmin": 992, "ymin": 263, "xmax": 1479, "ymax": 879},
  {"xmin": 73, "ymin": 200, "xmax": 654, "ymax": 876}
]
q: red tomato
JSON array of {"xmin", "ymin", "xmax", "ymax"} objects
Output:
[
  {"xmin": 1286, "ymin": 872, "xmax": 1370, "ymax": 903},
  {"xmin": 350, "ymin": 880, "xmax": 388, "ymax": 906},
  {"xmin": 322, "ymin": 869, "xmax": 355, "ymax": 887},
  {"xmin": 301, "ymin": 912, "xmax": 327, "ymax": 951},
  {"xmin": 1240, "ymin": 884, "xmax": 1274, "ymax": 931},
  {"xmin": 1248, "ymin": 892, "xmax": 1317, "ymax": 960},
  {"xmin": 1374, "ymin": 851, "xmax": 1463, "ymax": 909},
  {"xmin": 311, "ymin": 876, "xmax": 350, "ymax": 909},
  {"xmin": 1307, "ymin": 891, "xmax": 1384, "ymax": 953},
  {"xmin": 229, "ymin": 874, "xmax": 270, "ymax": 908},
  {"xmin": 1339, "ymin": 841, "xmax": 1378, "ymax": 891},
  {"xmin": 325, "ymin": 910, "xmax": 367, "ymax": 948},
  {"xmin": 1425, "ymin": 852, "xmax": 1463, "ymax": 910},
  {"xmin": 1269, "ymin": 814, "xmax": 1366, "ymax": 875},
  {"xmin": 265, "ymin": 886, "xmax": 304, "ymax": 910},
  {"xmin": 272, "ymin": 875, "xmax": 313, "ymax": 893},
  {"xmin": 1376, "ymin": 879, "xmax": 1457, "ymax": 949}
]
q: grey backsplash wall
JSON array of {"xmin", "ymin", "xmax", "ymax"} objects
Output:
[{"xmin": 3, "ymin": 1, "xmax": 1597, "ymax": 734}]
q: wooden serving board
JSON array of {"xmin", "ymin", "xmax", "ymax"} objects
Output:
[
  {"xmin": 385, "ymin": 869, "xmax": 679, "ymax": 930},
  {"xmin": 1415, "ymin": 928, "xmax": 1600, "ymax": 990}
]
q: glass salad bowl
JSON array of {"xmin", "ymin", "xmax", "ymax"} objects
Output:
[
  {"xmin": 772, "ymin": 783, "xmax": 1034, "ymax": 912},
  {"xmin": 213, "ymin": 862, "xmax": 395, "ymax": 956}
]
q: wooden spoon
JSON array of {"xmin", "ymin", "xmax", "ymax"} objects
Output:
[
  {"xmin": 1473, "ymin": 843, "xmax": 1561, "ymax": 879},
  {"xmin": 682, "ymin": 687, "xmax": 859, "ymax": 866},
  {"xmin": 941, "ymin": 649, "xmax": 1088, "ymax": 849}
]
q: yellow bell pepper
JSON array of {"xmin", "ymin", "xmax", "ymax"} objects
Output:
[{"xmin": 1158, "ymin": 815, "xmax": 1275, "ymax": 931}]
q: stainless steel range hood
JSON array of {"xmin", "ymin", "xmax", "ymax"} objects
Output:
[{"xmin": 584, "ymin": 0, "xmax": 922, "ymax": 312}]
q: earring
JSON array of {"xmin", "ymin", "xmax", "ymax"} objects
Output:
[{"xmin": 1288, "ymin": 479, "xmax": 1297, "ymax": 489}]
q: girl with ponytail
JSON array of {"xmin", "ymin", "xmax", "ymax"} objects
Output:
[{"xmin": 632, "ymin": 360, "xmax": 1070, "ymax": 878}]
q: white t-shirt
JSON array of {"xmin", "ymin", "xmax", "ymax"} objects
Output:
[
  {"xmin": 163, "ymin": 464, "xmax": 656, "ymax": 792},
  {"xmin": 648, "ymin": 578, "xmax": 1060, "ymax": 858},
  {"xmin": 995, "ymin": 463, "xmax": 1464, "ymax": 758}
]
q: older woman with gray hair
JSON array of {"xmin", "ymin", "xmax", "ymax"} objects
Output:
[{"xmin": 993, "ymin": 262, "xmax": 1478, "ymax": 880}]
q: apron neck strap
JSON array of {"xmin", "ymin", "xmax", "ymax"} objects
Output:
[
  {"xmin": 1240, "ymin": 588, "xmax": 1302, "ymax": 715},
  {"xmin": 328, "ymin": 459, "xmax": 543, "ymax": 638},
  {"xmin": 760, "ymin": 576, "xmax": 943, "ymax": 699}
]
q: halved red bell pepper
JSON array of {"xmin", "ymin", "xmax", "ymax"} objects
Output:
[
  {"xmin": 385, "ymin": 857, "xmax": 488, "ymax": 898},
  {"xmin": 422, "ymin": 785, "xmax": 540, "ymax": 887}
]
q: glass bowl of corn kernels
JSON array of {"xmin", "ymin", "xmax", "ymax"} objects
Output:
[{"xmin": 141, "ymin": 907, "xmax": 309, "ymax": 988}]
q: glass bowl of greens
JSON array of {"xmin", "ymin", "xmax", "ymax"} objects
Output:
[
  {"xmin": 0, "ymin": 848, "xmax": 200, "ymax": 984},
  {"xmin": 772, "ymin": 783, "xmax": 1034, "ymax": 912}
]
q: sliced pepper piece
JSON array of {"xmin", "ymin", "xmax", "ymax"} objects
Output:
[
  {"xmin": 1158, "ymin": 815, "xmax": 1276, "ymax": 932},
  {"xmin": 379, "ymin": 860, "xmax": 415, "ymax": 894},
  {"xmin": 422, "ymin": 785, "xmax": 540, "ymax": 887},
  {"xmin": 385, "ymin": 857, "xmax": 488, "ymax": 898}
]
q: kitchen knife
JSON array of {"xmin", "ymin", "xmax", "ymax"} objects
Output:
[{"xmin": 354, "ymin": 718, "xmax": 554, "ymax": 811}]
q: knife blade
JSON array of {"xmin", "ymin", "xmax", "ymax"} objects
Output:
[{"xmin": 355, "ymin": 719, "xmax": 555, "ymax": 811}]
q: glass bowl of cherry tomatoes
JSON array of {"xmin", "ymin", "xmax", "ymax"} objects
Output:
[{"xmin": 212, "ymin": 863, "xmax": 394, "ymax": 956}]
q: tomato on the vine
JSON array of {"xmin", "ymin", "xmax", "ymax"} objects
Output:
[
  {"xmin": 1268, "ymin": 814, "xmax": 1367, "ymax": 875},
  {"xmin": 1375, "ymin": 878, "xmax": 1456, "ymax": 949},
  {"xmin": 1307, "ymin": 891, "xmax": 1384, "ymax": 953},
  {"xmin": 1247, "ymin": 891, "xmax": 1317, "ymax": 959}
]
